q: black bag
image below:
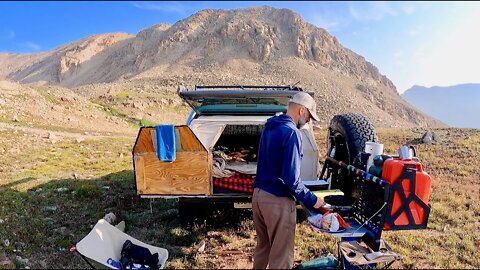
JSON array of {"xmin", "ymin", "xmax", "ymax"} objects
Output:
[{"xmin": 120, "ymin": 240, "xmax": 159, "ymax": 270}]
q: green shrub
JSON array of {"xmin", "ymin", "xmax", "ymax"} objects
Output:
[{"xmin": 139, "ymin": 118, "xmax": 157, "ymax": 127}]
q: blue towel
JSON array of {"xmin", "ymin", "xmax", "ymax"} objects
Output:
[{"xmin": 156, "ymin": 125, "xmax": 176, "ymax": 162}]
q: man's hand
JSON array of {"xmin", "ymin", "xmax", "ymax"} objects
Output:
[{"xmin": 313, "ymin": 197, "xmax": 325, "ymax": 209}]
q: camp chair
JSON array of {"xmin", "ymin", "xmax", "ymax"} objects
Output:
[
  {"xmin": 73, "ymin": 219, "xmax": 169, "ymax": 269},
  {"xmin": 338, "ymin": 239, "xmax": 401, "ymax": 269}
]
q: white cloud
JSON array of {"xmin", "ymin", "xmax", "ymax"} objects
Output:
[
  {"xmin": 407, "ymin": 24, "xmax": 424, "ymax": 37},
  {"xmin": 408, "ymin": 29, "xmax": 418, "ymax": 37},
  {"xmin": 131, "ymin": 1, "xmax": 189, "ymax": 15},
  {"xmin": 304, "ymin": 4, "xmax": 355, "ymax": 33},
  {"xmin": 348, "ymin": 2, "xmax": 397, "ymax": 22},
  {"xmin": 401, "ymin": 4, "xmax": 416, "ymax": 15},
  {"xmin": 393, "ymin": 51, "xmax": 404, "ymax": 66},
  {"xmin": 413, "ymin": 43, "xmax": 427, "ymax": 59},
  {"xmin": 24, "ymin": 42, "xmax": 41, "ymax": 51},
  {"xmin": 311, "ymin": 15, "xmax": 342, "ymax": 32}
]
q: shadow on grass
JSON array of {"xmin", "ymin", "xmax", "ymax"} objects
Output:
[
  {"xmin": 0, "ymin": 170, "xmax": 252, "ymax": 269},
  {"xmin": 0, "ymin": 176, "xmax": 37, "ymax": 190}
]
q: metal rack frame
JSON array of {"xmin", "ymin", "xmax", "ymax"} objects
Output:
[
  {"xmin": 325, "ymin": 157, "xmax": 391, "ymax": 251},
  {"xmin": 194, "ymin": 85, "xmax": 305, "ymax": 91}
]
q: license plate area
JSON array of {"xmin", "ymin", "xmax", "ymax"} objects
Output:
[{"xmin": 234, "ymin": 202, "xmax": 252, "ymax": 209}]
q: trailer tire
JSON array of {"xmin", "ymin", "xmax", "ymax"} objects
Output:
[
  {"xmin": 327, "ymin": 113, "xmax": 377, "ymax": 194},
  {"xmin": 178, "ymin": 198, "xmax": 251, "ymax": 226},
  {"xmin": 178, "ymin": 199, "xmax": 208, "ymax": 225}
]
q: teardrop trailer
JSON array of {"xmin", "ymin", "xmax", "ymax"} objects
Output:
[{"xmin": 132, "ymin": 85, "xmax": 432, "ymax": 269}]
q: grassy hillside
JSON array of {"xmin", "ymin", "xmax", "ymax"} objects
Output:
[{"xmin": 0, "ymin": 127, "xmax": 479, "ymax": 269}]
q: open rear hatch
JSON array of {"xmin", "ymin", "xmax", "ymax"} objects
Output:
[{"xmin": 179, "ymin": 86, "xmax": 312, "ymax": 115}]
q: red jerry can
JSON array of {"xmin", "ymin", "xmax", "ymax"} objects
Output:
[{"xmin": 382, "ymin": 158, "xmax": 431, "ymax": 230}]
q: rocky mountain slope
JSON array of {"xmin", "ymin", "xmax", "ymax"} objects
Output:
[
  {"xmin": 0, "ymin": 7, "xmax": 444, "ymax": 128},
  {"xmin": 0, "ymin": 80, "xmax": 136, "ymax": 135},
  {"xmin": 0, "ymin": 33, "xmax": 133, "ymax": 86},
  {"xmin": 402, "ymin": 84, "xmax": 480, "ymax": 128}
]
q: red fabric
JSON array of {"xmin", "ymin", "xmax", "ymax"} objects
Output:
[
  {"xmin": 337, "ymin": 215, "xmax": 352, "ymax": 229},
  {"xmin": 213, "ymin": 173, "xmax": 254, "ymax": 193}
]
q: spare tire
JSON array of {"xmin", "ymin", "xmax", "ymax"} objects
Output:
[{"xmin": 327, "ymin": 113, "xmax": 377, "ymax": 195}]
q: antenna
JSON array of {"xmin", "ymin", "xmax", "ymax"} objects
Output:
[{"xmin": 290, "ymin": 81, "xmax": 302, "ymax": 91}]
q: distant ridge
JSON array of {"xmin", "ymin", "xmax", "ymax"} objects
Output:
[{"xmin": 402, "ymin": 84, "xmax": 480, "ymax": 128}]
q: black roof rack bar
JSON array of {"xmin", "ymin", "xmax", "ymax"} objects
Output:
[{"xmin": 194, "ymin": 85, "xmax": 304, "ymax": 91}]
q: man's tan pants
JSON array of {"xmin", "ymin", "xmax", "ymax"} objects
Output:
[{"xmin": 252, "ymin": 188, "xmax": 296, "ymax": 269}]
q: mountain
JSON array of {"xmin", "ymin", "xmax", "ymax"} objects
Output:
[
  {"xmin": 402, "ymin": 84, "xmax": 480, "ymax": 128},
  {"xmin": 0, "ymin": 6, "xmax": 444, "ymax": 128},
  {"xmin": 0, "ymin": 33, "xmax": 133, "ymax": 86}
]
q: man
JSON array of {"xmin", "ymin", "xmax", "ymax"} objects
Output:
[{"xmin": 252, "ymin": 91, "xmax": 325, "ymax": 269}]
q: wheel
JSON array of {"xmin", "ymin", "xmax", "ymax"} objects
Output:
[
  {"xmin": 178, "ymin": 198, "xmax": 209, "ymax": 226},
  {"xmin": 327, "ymin": 113, "xmax": 377, "ymax": 195},
  {"xmin": 177, "ymin": 198, "xmax": 250, "ymax": 226}
]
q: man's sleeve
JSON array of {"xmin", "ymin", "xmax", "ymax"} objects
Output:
[{"xmin": 280, "ymin": 131, "xmax": 318, "ymax": 207}]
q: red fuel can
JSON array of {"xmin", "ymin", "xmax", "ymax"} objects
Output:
[{"xmin": 382, "ymin": 158, "xmax": 431, "ymax": 230}]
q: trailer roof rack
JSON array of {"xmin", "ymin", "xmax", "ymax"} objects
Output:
[{"xmin": 194, "ymin": 85, "xmax": 304, "ymax": 92}]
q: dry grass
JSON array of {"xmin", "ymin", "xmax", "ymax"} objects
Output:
[
  {"xmin": 0, "ymin": 127, "xmax": 479, "ymax": 269},
  {"xmin": 376, "ymin": 128, "xmax": 480, "ymax": 269}
]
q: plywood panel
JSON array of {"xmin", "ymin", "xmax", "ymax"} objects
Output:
[
  {"xmin": 177, "ymin": 126, "xmax": 204, "ymax": 151},
  {"xmin": 135, "ymin": 152, "xmax": 210, "ymax": 195},
  {"xmin": 134, "ymin": 155, "xmax": 146, "ymax": 193},
  {"xmin": 133, "ymin": 127, "xmax": 155, "ymax": 153},
  {"xmin": 134, "ymin": 126, "xmax": 205, "ymax": 154}
]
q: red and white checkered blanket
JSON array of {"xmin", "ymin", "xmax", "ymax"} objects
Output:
[{"xmin": 213, "ymin": 173, "xmax": 254, "ymax": 193}]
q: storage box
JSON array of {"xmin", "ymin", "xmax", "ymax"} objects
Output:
[{"xmin": 133, "ymin": 126, "xmax": 211, "ymax": 196}]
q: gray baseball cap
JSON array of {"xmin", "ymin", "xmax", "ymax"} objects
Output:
[{"xmin": 289, "ymin": 92, "xmax": 320, "ymax": 121}]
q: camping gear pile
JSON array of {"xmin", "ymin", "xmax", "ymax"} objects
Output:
[
  {"xmin": 212, "ymin": 144, "xmax": 257, "ymax": 193},
  {"xmin": 354, "ymin": 144, "xmax": 432, "ymax": 230},
  {"xmin": 308, "ymin": 212, "xmax": 350, "ymax": 232},
  {"xmin": 305, "ymin": 143, "xmax": 432, "ymax": 269}
]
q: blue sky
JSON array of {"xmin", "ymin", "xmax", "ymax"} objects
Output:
[{"xmin": 1, "ymin": 1, "xmax": 479, "ymax": 93}]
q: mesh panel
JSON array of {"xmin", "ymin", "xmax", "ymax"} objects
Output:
[{"xmin": 222, "ymin": 125, "xmax": 264, "ymax": 135}]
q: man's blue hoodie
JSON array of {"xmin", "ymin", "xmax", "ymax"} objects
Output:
[{"xmin": 254, "ymin": 114, "xmax": 317, "ymax": 207}]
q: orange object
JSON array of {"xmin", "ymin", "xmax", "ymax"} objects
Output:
[
  {"xmin": 312, "ymin": 206, "xmax": 351, "ymax": 229},
  {"xmin": 382, "ymin": 158, "xmax": 431, "ymax": 229},
  {"xmin": 336, "ymin": 214, "xmax": 352, "ymax": 230}
]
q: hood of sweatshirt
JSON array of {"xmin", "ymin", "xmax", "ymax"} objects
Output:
[{"xmin": 265, "ymin": 114, "xmax": 296, "ymax": 130}]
